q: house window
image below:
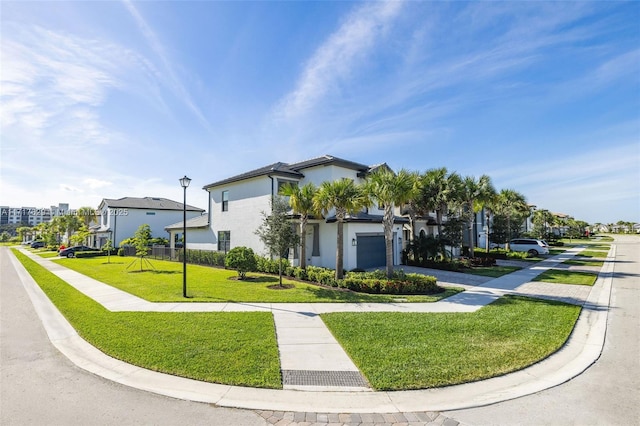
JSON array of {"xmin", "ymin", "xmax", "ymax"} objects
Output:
[
  {"xmin": 277, "ymin": 180, "xmax": 298, "ymax": 194},
  {"xmin": 222, "ymin": 190, "xmax": 229, "ymax": 212},
  {"xmin": 218, "ymin": 231, "xmax": 230, "ymax": 252}
]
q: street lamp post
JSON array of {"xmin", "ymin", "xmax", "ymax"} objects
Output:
[{"xmin": 179, "ymin": 175, "xmax": 191, "ymax": 298}]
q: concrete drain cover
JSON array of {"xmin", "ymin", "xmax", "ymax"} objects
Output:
[{"xmin": 282, "ymin": 370, "xmax": 369, "ymax": 387}]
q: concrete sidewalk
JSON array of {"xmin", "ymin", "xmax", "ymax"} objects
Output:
[{"xmin": 9, "ymin": 245, "xmax": 614, "ymax": 413}]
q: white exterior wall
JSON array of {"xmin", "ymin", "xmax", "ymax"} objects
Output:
[
  {"xmin": 101, "ymin": 207, "xmax": 202, "ymax": 247},
  {"xmin": 184, "ymin": 228, "xmax": 216, "ymax": 251},
  {"xmin": 209, "ymin": 176, "xmax": 273, "ymax": 255},
  {"xmin": 167, "ymin": 227, "xmax": 216, "ymax": 251},
  {"xmin": 205, "ymin": 162, "xmax": 397, "ymax": 271}
]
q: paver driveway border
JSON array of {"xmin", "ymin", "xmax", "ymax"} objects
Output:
[{"xmin": 6, "ymin": 245, "xmax": 615, "ymax": 413}]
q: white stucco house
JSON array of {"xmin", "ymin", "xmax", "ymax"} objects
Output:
[
  {"xmin": 89, "ymin": 197, "xmax": 205, "ymax": 248},
  {"xmin": 175, "ymin": 155, "xmax": 407, "ymax": 271}
]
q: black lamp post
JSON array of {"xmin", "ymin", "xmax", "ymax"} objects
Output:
[{"xmin": 179, "ymin": 175, "xmax": 191, "ymax": 298}]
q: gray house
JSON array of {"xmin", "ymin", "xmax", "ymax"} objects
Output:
[{"xmin": 89, "ymin": 197, "xmax": 204, "ymax": 248}]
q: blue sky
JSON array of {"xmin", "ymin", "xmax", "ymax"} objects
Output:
[{"xmin": 1, "ymin": 1, "xmax": 638, "ymax": 224}]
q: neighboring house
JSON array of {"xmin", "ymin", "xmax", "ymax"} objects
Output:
[
  {"xmin": 165, "ymin": 214, "xmax": 214, "ymax": 250},
  {"xmin": 89, "ymin": 197, "xmax": 204, "ymax": 248},
  {"xmin": 198, "ymin": 155, "xmax": 406, "ymax": 271}
]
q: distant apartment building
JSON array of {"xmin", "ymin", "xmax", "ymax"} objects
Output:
[{"xmin": 0, "ymin": 203, "xmax": 69, "ymax": 226}]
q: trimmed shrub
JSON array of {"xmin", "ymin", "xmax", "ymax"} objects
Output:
[
  {"xmin": 75, "ymin": 251, "xmax": 107, "ymax": 258},
  {"xmin": 225, "ymin": 247, "xmax": 257, "ymax": 279},
  {"xmin": 185, "ymin": 249, "xmax": 226, "ymax": 267},
  {"xmin": 338, "ymin": 273, "xmax": 440, "ymax": 295},
  {"xmin": 255, "ymin": 256, "xmax": 290, "ymax": 275}
]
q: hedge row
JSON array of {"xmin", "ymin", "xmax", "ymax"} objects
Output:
[
  {"xmin": 256, "ymin": 264, "xmax": 441, "ymax": 295},
  {"xmin": 75, "ymin": 250, "xmax": 111, "ymax": 258}
]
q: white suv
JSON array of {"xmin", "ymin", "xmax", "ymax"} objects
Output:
[{"xmin": 509, "ymin": 238, "xmax": 549, "ymax": 256}]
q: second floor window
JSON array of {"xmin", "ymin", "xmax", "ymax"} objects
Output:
[{"xmin": 222, "ymin": 190, "xmax": 229, "ymax": 212}]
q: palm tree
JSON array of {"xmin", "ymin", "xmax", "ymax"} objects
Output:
[
  {"xmin": 77, "ymin": 206, "xmax": 98, "ymax": 228},
  {"xmin": 493, "ymin": 189, "xmax": 528, "ymax": 251},
  {"xmin": 418, "ymin": 168, "xmax": 460, "ymax": 237},
  {"xmin": 313, "ymin": 178, "xmax": 367, "ymax": 280},
  {"xmin": 457, "ymin": 174, "xmax": 496, "ymax": 257},
  {"xmin": 400, "ymin": 170, "xmax": 423, "ymax": 243},
  {"xmin": 279, "ymin": 182, "xmax": 318, "ymax": 269},
  {"xmin": 364, "ymin": 168, "xmax": 417, "ymax": 278}
]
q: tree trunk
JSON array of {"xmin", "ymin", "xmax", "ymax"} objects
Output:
[
  {"xmin": 384, "ymin": 205, "xmax": 394, "ymax": 278},
  {"xmin": 467, "ymin": 206, "xmax": 475, "ymax": 258},
  {"xmin": 299, "ymin": 216, "xmax": 307, "ymax": 269},
  {"xmin": 336, "ymin": 218, "xmax": 344, "ymax": 280}
]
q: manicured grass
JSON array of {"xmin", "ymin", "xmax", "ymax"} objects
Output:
[
  {"xmin": 466, "ymin": 265, "xmax": 521, "ymax": 278},
  {"xmin": 549, "ymin": 249, "xmax": 567, "ymax": 256},
  {"xmin": 564, "ymin": 258, "xmax": 604, "ymax": 267},
  {"xmin": 53, "ymin": 256, "xmax": 461, "ymax": 303},
  {"xmin": 13, "ymin": 250, "xmax": 282, "ymax": 388},
  {"xmin": 533, "ymin": 269, "xmax": 598, "ymax": 286},
  {"xmin": 322, "ymin": 295, "xmax": 581, "ymax": 390},
  {"xmin": 37, "ymin": 251, "xmax": 60, "ymax": 258},
  {"xmin": 585, "ymin": 244, "xmax": 611, "ymax": 250},
  {"xmin": 576, "ymin": 250, "xmax": 609, "ymax": 259}
]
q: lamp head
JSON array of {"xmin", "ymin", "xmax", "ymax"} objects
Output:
[{"xmin": 179, "ymin": 175, "xmax": 191, "ymax": 188}]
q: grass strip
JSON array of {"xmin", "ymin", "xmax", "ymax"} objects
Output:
[
  {"xmin": 533, "ymin": 269, "xmax": 598, "ymax": 286},
  {"xmin": 14, "ymin": 249, "xmax": 282, "ymax": 388},
  {"xmin": 37, "ymin": 251, "xmax": 60, "ymax": 258},
  {"xmin": 465, "ymin": 265, "xmax": 521, "ymax": 278},
  {"xmin": 577, "ymin": 250, "xmax": 609, "ymax": 258},
  {"xmin": 322, "ymin": 296, "xmax": 580, "ymax": 390},
  {"xmin": 563, "ymin": 259, "xmax": 604, "ymax": 267},
  {"xmin": 53, "ymin": 256, "xmax": 461, "ymax": 303}
]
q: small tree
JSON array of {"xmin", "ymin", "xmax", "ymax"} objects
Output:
[
  {"xmin": 127, "ymin": 224, "xmax": 153, "ymax": 271},
  {"xmin": 134, "ymin": 224, "xmax": 152, "ymax": 256},
  {"xmin": 102, "ymin": 238, "xmax": 113, "ymax": 264},
  {"xmin": 225, "ymin": 247, "xmax": 257, "ymax": 280},
  {"xmin": 255, "ymin": 196, "xmax": 299, "ymax": 286}
]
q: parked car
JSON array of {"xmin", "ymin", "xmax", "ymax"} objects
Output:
[
  {"xmin": 59, "ymin": 245, "xmax": 93, "ymax": 258},
  {"xmin": 509, "ymin": 238, "xmax": 549, "ymax": 256},
  {"xmin": 30, "ymin": 241, "xmax": 46, "ymax": 249}
]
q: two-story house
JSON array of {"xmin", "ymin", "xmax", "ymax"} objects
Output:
[
  {"xmin": 89, "ymin": 197, "xmax": 204, "ymax": 248},
  {"xmin": 196, "ymin": 155, "xmax": 407, "ymax": 271}
]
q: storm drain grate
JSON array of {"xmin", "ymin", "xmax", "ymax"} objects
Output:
[{"xmin": 282, "ymin": 370, "xmax": 369, "ymax": 387}]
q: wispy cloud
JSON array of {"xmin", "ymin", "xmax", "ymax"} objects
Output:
[
  {"xmin": 0, "ymin": 24, "xmax": 120, "ymax": 144},
  {"xmin": 121, "ymin": 0, "xmax": 212, "ymax": 132},
  {"xmin": 275, "ymin": 0, "xmax": 404, "ymax": 119}
]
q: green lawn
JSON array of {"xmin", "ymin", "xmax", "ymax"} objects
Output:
[
  {"xmin": 14, "ymin": 250, "xmax": 282, "ymax": 388},
  {"xmin": 322, "ymin": 295, "xmax": 581, "ymax": 390},
  {"xmin": 53, "ymin": 256, "xmax": 461, "ymax": 303},
  {"xmin": 466, "ymin": 265, "xmax": 521, "ymax": 278},
  {"xmin": 564, "ymin": 258, "xmax": 604, "ymax": 267},
  {"xmin": 533, "ymin": 269, "xmax": 598, "ymax": 286},
  {"xmin": 15, "ymin": 249, "xmax": 584, "ymax": 391},
  {"xmin": 549, "ymin": 249, "xmax": 567, "ymax": 256},
  {"xmin": 585, "ymin": 244, "xmax": 611, "ymax": 250},
  {"xmin": 576, "ymin": 250, "xmax": 609, "ymax": 259},
  {"xmin": 37, "ymin": 251, "xmax": 60, "ymax": 258}
]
